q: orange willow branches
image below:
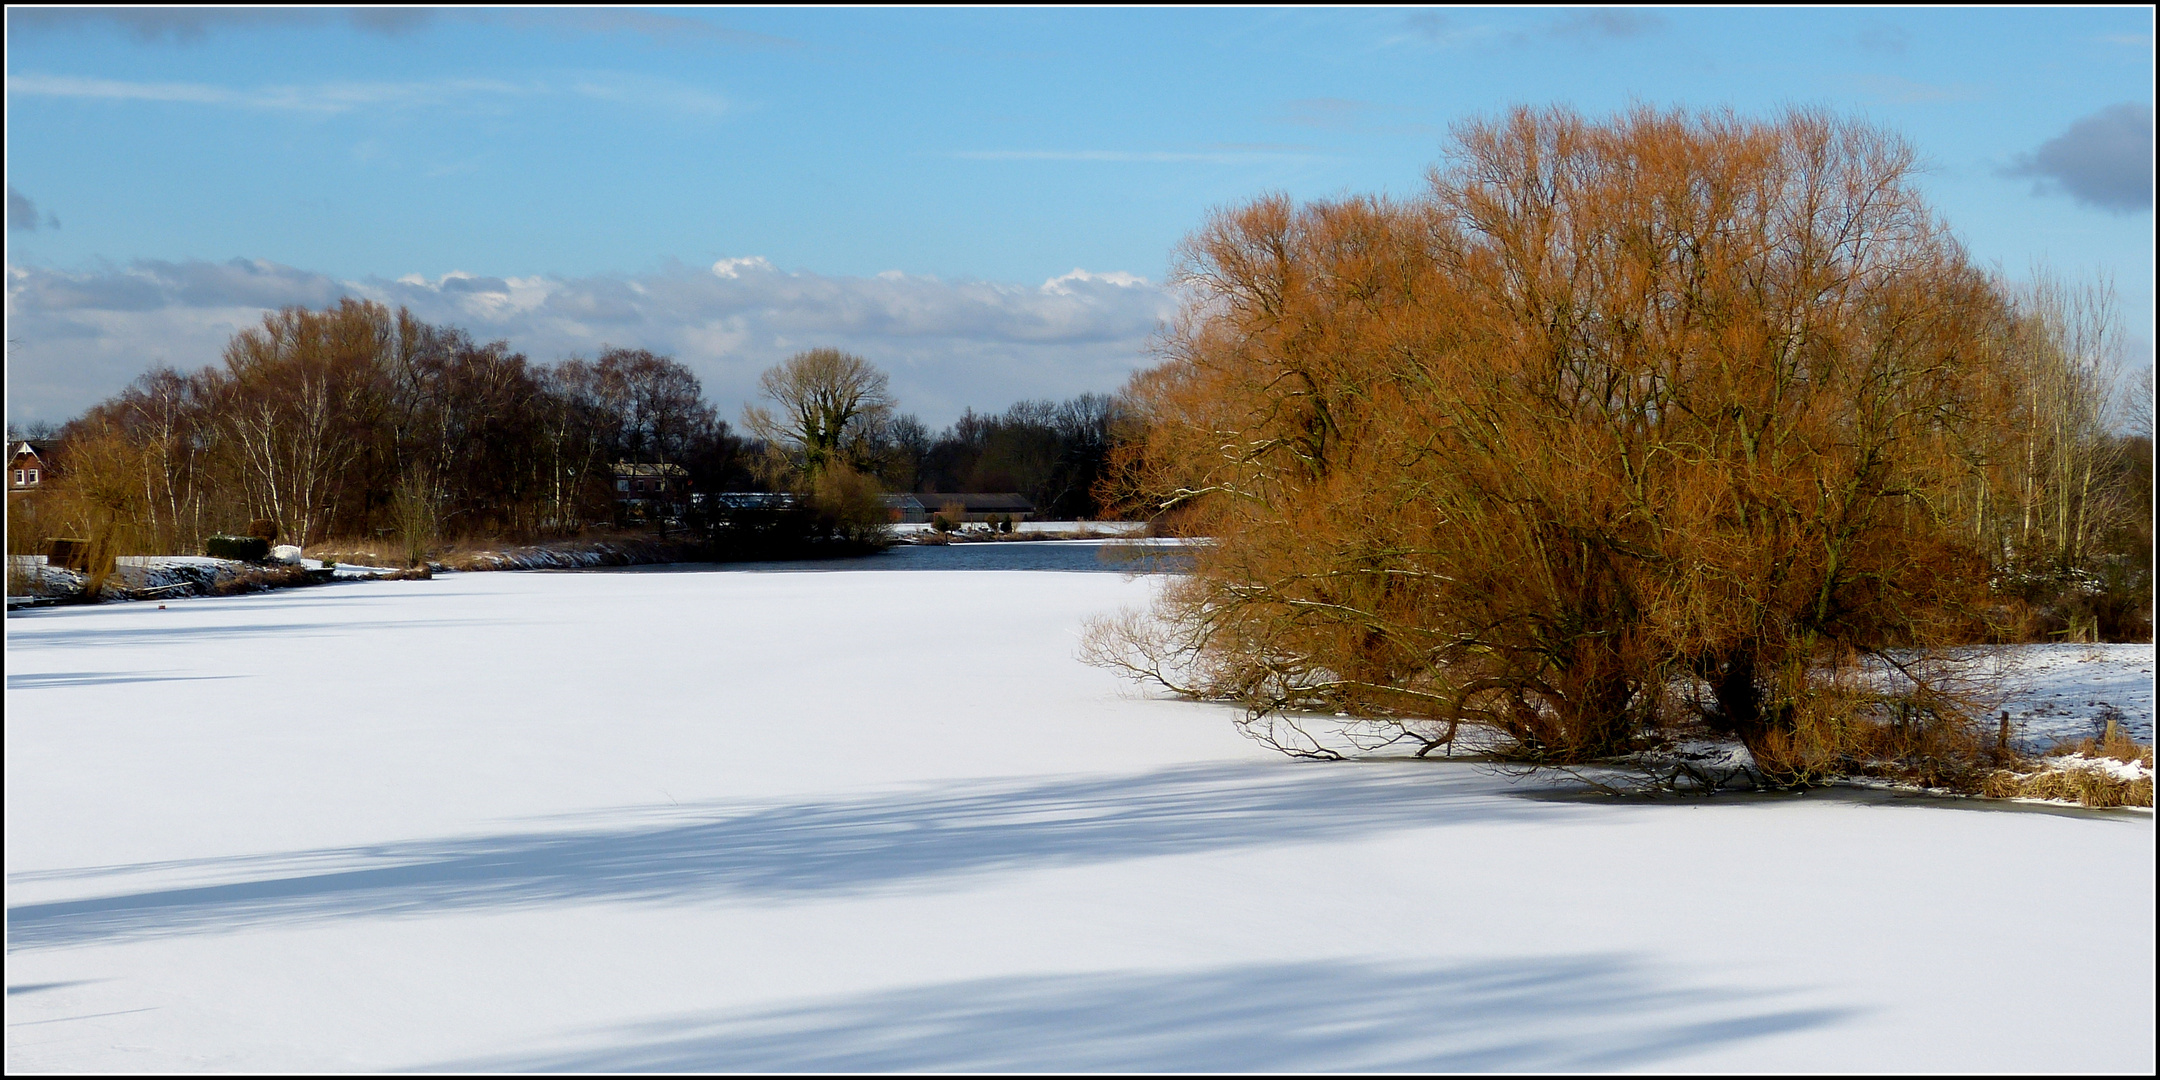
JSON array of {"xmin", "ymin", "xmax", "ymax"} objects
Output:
[{"xmin": 1094, "ymin": 106, "xmax": 2040, "ymax": 779}]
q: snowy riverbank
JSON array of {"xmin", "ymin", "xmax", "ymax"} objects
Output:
[{"xmin": 5, "ymin": 567, "xmax": 2151, "ymax": 1071}]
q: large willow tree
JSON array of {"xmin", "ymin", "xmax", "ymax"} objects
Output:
[{"xmin": 1093, "ymin": 106, "xmax": 2035, "ymax": 785}]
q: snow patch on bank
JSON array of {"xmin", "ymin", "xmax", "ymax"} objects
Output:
[{"xmin": 1994, "ymin": 643, "xmax": 2155, "ymax": 750}]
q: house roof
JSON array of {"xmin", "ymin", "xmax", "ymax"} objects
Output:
[
  {"xmin": 611, "ymin": 462, "xmax": 687, "ymax": 478},
  {"xmin": 920, "ymin": 492, "xmax": 1035, "ymax": 513}
]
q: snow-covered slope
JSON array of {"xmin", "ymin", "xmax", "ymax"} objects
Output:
[
  {"xmin": 1995, "ymin": 643, "xmax": 2155, "ymax": 749},
  {"xmin": 5, "ymin": 569, "xmax": 2152, "ymax": 1072}
]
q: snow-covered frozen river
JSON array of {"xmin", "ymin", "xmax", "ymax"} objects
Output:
[{"xmin": 5, "ymin": 565, "xmax": 2152, "ymax": 1071}]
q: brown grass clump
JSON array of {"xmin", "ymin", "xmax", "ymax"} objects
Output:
[
  {"xmin": 2019, "ymin": 768, "xmax": 2150, "ymax": 809},
  {"xmin": 1980, "ymin": 770, "xmax": 2025, "ymax": 800},
  {"xmin": 1981, "ymin": 743, "xmax": 2155, "ymax": 809},
  {"xmin": 2045, "ymin": 717, "xmax": 2154, "ymax": 769}
]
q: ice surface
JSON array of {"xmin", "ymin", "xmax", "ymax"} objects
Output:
[{"xmin": 5, "ymin": 568, "xmax": 2152, "ymax": 1072}]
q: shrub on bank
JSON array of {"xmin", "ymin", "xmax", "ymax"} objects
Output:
[
  {"xmin": 203, "ymin": 535, "xmax": 270, "ymax": 562},
  {"xmin": 1091, "ymin": 105, "xmax": 2145, "ymax": 790}
]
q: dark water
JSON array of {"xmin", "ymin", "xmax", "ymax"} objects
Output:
[{"xmin": 562, "ymin": 539, "xmax": 1196, "ymax": 575}]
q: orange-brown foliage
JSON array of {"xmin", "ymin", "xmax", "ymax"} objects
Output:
[{"xmin": 1096, "ymin": 106, "xmax": 2027, "ymax": 773}]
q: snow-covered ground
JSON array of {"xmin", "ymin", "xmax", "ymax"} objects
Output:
[
  {"xmin": 5, "ymin": 562, "xmax": 2152, "ymax": 1072},
  {"xmin": 1991, "ymin": 643, "xmax": 2155, "ymax": 751}
]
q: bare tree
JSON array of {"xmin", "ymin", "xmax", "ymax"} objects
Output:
[
  {"xmin": 1993, "ymin": 273, "xmax": 2126, "ymax": 568},
  {"xmin": 537, "ymin": 358, "xmax": 618, "ymax": 531},
  {"xmin": 595, "ymin": 347, "xmax": 718, "ymax": 468},
  {"xmin": 2128, "ymin": 364, "xmax": 2155, "ymax": 443},
  {"xmin": 742, "ymin": 348, "xmax": 893, "ymax": 480},
  {"xmin": 215, "ymin": 300, "xmax": 393, "ymax": 547}
]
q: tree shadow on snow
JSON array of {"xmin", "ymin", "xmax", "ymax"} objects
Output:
[
  {"xmin": 8, "ymin": 763, "xmax": 1563, "ymax": 949},
  {"xmin": 417, "ymin": 955, "xmax": 1853, "ymax": 1072},
  {"xmin": 6, "ymin": 617, "xmax": 508, "ymax": 650},
  {"xmin": 4, "ymin": 671, "xmax": 243, "ymax": 690}
]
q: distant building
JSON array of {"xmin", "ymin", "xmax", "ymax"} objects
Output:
[
  {"xmin": 9, "ymin": 441, "xmax": 55, "ymax": 495},
  {"xmin": 914, "ymin": 493, "xmax": 1036, "ymax": 523},
  {"xmin": 610, "ymin": 462, "xmax": 687, "ymax": 506},
  {"xmin": 881, "ymin": 494, "xmax": 930, "ymax": 523}
]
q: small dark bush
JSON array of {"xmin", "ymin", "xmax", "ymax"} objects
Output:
[
  {"xmin": 933, "ymin": 502, "xmax": 967, "ymax": 534},
  {"xmin": 246, "ymin": 517, "xmax": 281, "ymax": 543},
  {"xmin": 204, "ymin": 534, "xmax": 270, "ymax": 562}
]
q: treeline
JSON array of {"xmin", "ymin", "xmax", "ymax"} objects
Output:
[
  {"xmin": 879, "ymin": 395, "xmax": 1123, "ymax": 521},
  {"xmin": 13, "ymin": 300, "xmax": 746, "ymax": 561},
  {"xmin": 1981, "ymin": 281, "xmax": 2153, "ymax": 642},
  {"xmin": 9, "ymin": 298, "xmax": 1130, "ymax": 570}
]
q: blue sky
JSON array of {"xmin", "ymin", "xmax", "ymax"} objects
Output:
[{"xmin": 5, "ymin": 7, "xmax": 2153, "ymax": 427}]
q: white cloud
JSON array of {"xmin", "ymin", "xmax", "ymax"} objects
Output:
[
  {"xmin": 5, "ymin": 8, "xmax": 430, "ymax": 43},
  {"xmin": 711, "ymin": 257, "xmax": 776, "ymax": 279},
  {"xmin": 1270, "ymin": 99, "xmax": 1436, "ymax": 139},
  {"xmin": 1042, "ymin": 268, "xmax": 1149, "ymax": 294},
  {"xmin": 5, "ymin": 258, "xmax": 1177, "ymax": 427},
  {"xmin": 1848, "ymin": 73, "xmax": 1979, "ymax": 106},
  {"xmin": 8, "ymin": 73, "xmax": 249, "ymax": 106},
  {"xmin": 6, "ymin": 71, "xmax": 728, "ymax": 117},
  {"xmin": 567, "ymin": 73, "xmax": 729, "ymax": 116},
  {"xmin": 1389, "ymin": 10, "xmax": 1663, "ymax": 51},
  {"xmin": 5, "ymin": 72, "xmax": 532, "ymax": 114},
  {"xmin": 470, "ymin": 9, "xmax": 800, "ymax": 49},
  {"xmin": 5, "ymin": 8, "xmax": 793, "ymax": 50},
  {"xmin": 1386, "ymin": 12, "xmax": 1500, "ymax": 50}
]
